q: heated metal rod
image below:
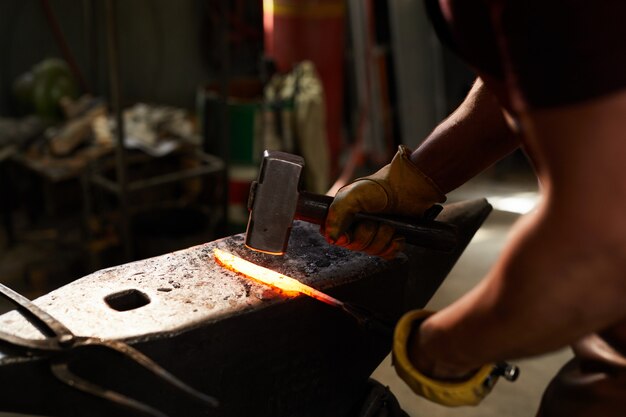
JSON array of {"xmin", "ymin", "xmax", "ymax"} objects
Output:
[{"xmin": 214, "ymin": 249, "xmax": 393, "ymax": 335}]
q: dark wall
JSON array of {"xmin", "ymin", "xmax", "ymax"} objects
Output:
[{"xmin": 0, "ymin": 0, "xmax": 262, "ymax": 115}]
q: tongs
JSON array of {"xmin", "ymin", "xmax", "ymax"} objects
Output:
[{"xmin": 0, "ymin": 283, "xmax": 218, "ymax": 417}]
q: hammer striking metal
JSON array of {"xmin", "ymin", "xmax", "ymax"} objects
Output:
[{"xmin": 245, "ymin": 150, "xmax": 459, "ymax": 255}]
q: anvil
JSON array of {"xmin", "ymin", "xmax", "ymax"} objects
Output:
[{"xmin": 0, "ymin": 199, "xmax": 491, "ymax": 417}]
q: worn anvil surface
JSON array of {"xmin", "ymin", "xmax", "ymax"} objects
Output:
[{"xmin": 0, "ymin": 199, "xmax": 491, "ymax": 417}]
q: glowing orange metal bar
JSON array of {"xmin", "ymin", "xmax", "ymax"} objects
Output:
[{"xmin": 213, "ymin": 248, "xmax": 343, "ymax": 308}]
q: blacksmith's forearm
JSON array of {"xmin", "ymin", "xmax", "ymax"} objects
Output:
[
  {"xmin": 415, "ymin": 199, "xmax": 626, "ymax": 375},
  {"xmin": 411, "ymin": 79, "xmax": 521, "ymax": 193}
]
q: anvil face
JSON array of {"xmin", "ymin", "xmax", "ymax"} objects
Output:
[{"xmin": 0, "ymin": 200, "xmax": 491, "ymax": 417}]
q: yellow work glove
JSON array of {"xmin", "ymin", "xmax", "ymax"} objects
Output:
[
  {"xmin": 324, "ymin": 145, "xmax": 446, "ymax": 258},
  {"xmin": 393, "ymin": 310, "xmax": 517, "ymax": 407}
]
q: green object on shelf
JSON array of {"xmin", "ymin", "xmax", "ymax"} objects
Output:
[
  {"xmin": 228, "ymin": 100, "xmax": 261, "ymax": 164},
  {"xmin": 12, "ymin": 58, "xmax": 79, "ymax": 121},
  {"xmin": 196, "ymin": 82, "xmax": 263, "ymax": 164}
]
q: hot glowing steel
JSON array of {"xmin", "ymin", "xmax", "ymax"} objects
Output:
[{"xmin": 213, "ymin": 248, "xmax": 343, "ymax": 308}]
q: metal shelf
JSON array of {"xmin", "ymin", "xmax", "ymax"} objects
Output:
[{"xmin": 85, "ymin": 0, "xmax": 228, "ymax": 261}]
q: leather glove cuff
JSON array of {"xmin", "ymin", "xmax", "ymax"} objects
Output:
[
  {"xmin": 392, "ymin": 310, "xmax": 498, "ymax": 407},
  {"xmin": 357, "ymin": 146, "xmax": 446, "ymax": 217}
]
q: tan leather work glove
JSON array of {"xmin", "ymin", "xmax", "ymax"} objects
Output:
[{"xmin": 324, "ymin": 145, "xmax": 446, "ymax": 258}]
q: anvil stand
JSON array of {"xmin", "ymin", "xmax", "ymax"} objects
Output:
[{"xmin": 0, "ymin": 199, "xmax": 491, "ymax": 417}]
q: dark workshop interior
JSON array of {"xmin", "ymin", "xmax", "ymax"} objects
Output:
[{"xmin": 0, "ymin": 1, "xmax": 569, "ymax": 417}]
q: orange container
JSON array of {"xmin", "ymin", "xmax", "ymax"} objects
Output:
[{"xmin": 263, "ymin": 0, "xmax": 346, "ymax": 176}]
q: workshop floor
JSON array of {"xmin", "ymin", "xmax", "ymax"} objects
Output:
[{"xmin": 371, "ymin": 164, "xmax": 573, "ymax": 417}]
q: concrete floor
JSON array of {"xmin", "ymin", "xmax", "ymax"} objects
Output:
[{"xmin": 371, "ymin": 171, "xmax": 573, "ymax": 417}]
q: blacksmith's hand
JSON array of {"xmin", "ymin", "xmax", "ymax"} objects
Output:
[
  {"xmin": 324, "ymin": 145, "xmax": 445, "ymax": 259},
  {"xmin": 393, "ymin": 310, "xmax": 518, "ymax": 406}
]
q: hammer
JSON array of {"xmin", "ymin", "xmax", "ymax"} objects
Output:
[{"xmin": 245, "ymin": 150, "xmax": 458, "ymax": 255}]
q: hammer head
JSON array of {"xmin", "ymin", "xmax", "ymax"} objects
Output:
[{"xmin": 245, "ymin": 150, "xmax": 305, "ymax": 255}]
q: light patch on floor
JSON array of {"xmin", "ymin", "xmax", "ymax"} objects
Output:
[{"xmin": 487, "ymin": 192, "xmax": 541, "ymax": 215}]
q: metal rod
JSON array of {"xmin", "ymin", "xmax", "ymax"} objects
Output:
[
  {"xmin": 213, "ymin": 249, "xmax": 394, "ymax": 336},
  {"xmin": 219, "ymin": 0, "xmax": 230, "ymax": 233},
  {"xmin": 127, "ymin": 165, "xmax": 224, "ymax": 192},
  {"xmin": 89, "ymin": 154, "xmax": 225, "ymax": 194},
  {"xmin": 90, "ymin": 173, "xmax": 120, "ymax": 194},
  {"xmin": 41, "ymin": 0, "xmax": 90, "ymax": 93},
  {"xmin": 105, "ymin": 0, "xmax": 132, "ymax": 260}
]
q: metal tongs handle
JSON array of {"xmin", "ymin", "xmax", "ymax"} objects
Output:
[
  {"xmin": 341, "ymin": 303, "xmax": 395, "ymax": 337},
  {"xmin": 0, "ymin": 283, "xmax": 218, "ymax": 416},
  {"xmin": 0, "ymin": 283, "xmax": 74, "ymax": 348}
]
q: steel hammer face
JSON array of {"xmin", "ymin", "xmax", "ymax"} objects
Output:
[{"xmin": 245, "ymin": 150, "xmax": 305, "ymax": 255}]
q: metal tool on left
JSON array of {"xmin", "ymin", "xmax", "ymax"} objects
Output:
[{"xmin": 0, "ymin": 283, "xmax": 218, "ymax": 417}]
